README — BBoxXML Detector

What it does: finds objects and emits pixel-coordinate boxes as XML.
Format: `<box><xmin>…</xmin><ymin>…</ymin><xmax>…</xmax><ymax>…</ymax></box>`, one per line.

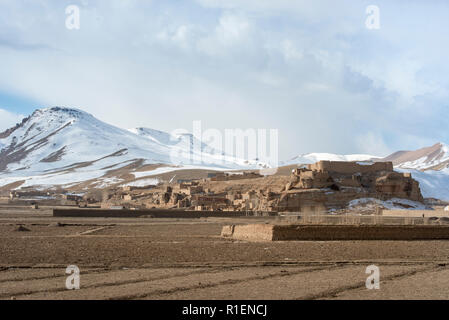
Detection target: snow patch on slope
<box><xmin>132</xmin><ymin>165</ymin><xmax>233</xmax><ymax>178</ymax></box>
<box><xmin>121</xmin><ymin>178</ymin><xmax>160</xmax><ymax>187</ymax></box>
<box><xmin>282</xmin><ymin>153</ymin><xmax>379</xmax><ymax>166</ymax></box>
<box><xmin>0</xmin><ymin>107</ymin><xmax>267</xmax><ymax>188</ymax></box>
<box><xmin>349</xmin><ymin>198</ymin><xmax>428</xmax><ymax>210</ymax></box>
<box><xmin>392</xmin><ymin>143</ymin><xmax>449</xmax><ymax>170</ymax></box>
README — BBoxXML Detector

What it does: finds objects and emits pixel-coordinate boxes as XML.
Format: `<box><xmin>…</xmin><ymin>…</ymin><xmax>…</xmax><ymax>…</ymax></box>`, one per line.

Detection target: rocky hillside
<box><xmin>383</xmin><ymin>143</ymin><xmax>449</xmax><ymax>170</ymax></box>
<box><xmin>0</xmin><ymin>107</ymin><xmax>263</xmax><ymax>189</ymax></box>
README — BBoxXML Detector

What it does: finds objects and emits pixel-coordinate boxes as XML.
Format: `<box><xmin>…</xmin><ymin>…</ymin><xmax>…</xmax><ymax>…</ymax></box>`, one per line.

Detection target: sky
<box><xmin>0</xmin><ymin>0</ymin><xmax>448</xmax><ymax>160</ymax></box>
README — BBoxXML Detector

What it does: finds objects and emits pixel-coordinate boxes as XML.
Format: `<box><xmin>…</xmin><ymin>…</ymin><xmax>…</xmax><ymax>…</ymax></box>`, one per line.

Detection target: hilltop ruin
<box><xmin>4</xmin><ymin>160</ymin><xmax>424</xmax><ymax>214</ymax></box>
<box><xmin>99</xmin><ymin>160</ymin><xmax>423</xmax><ymax>213</ymax></box>
<box><xmin>270</xmin><ymin>161</ymin><xmax>423</xmax><ymax>212</ymax></box>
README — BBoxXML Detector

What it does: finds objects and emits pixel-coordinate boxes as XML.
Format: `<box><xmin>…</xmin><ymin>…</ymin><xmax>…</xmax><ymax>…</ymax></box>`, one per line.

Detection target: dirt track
<box><xmin>1</xmin><ymin>208</ymin><xmax>449</xmax><ymax>300</ymax></box>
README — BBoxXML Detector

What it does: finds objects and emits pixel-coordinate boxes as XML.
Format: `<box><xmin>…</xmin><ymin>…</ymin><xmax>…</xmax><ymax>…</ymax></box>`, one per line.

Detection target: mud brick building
<box><xmin>272</xmin><ymin>161</ymin><xmax>423</xmax><ymax>212</ymax></box>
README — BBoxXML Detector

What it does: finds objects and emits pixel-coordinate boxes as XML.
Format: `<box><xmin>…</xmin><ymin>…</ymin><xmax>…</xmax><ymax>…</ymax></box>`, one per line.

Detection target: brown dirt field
<box><xmin>1</xmin><ymin>208</ymin><xmax>449</xmax><ymax>300</ymax></box>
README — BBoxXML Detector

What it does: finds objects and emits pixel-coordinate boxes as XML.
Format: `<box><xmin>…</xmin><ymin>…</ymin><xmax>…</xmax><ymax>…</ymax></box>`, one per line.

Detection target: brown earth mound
<box><xmin>15</xmin><ymin>225</ymin><xmax>30</xmax><ymax>232</ymax></box>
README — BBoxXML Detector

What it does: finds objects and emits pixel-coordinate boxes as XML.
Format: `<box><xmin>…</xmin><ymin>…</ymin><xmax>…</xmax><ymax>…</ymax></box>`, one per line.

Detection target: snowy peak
<box><xmin>32</xmin><ymin>106</ymin><xmax>93</xmax><ymax>120</ymax></box>
<box><xmin>0</xmin><ymin>106</ymin><xmax>167</xmax><ymax>173</ymax></box>
<box><xmin>22</xmin><ymin>107</ymin><xmax>94</xmax><ymax>132</ymax></box>
<box><xmin>383</xmin><ymin>143</ymin><xmax>449</xmax><ymax>170</ymax></box>
<box><xmin>0</xmin><ymin>107</ymin><xmax>266</xmax><ymax>189</ymax></box>
<box><xmin>0</xmin><ymin>107</ymin><xmax>95</xmax><ymax>150</ymax></box>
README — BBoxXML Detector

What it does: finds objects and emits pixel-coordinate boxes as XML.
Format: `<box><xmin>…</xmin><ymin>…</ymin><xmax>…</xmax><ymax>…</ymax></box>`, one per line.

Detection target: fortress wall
<box><xmin>222</xmin><ymin>224</ymin><xmax>449</xmax><ymax>241</ymax></box>
<box><xmin>308</xmin><ymin>161</ymin><xmax>393</xmax><ymax>174</ymax></box>
<box><xmin>382</xmin><ymin>209</ymin><xmax>449</xmax><ymax>218</ymax></box>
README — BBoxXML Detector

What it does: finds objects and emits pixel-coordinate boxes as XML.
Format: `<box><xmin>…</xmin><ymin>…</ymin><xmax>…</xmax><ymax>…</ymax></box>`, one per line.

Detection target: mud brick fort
<box><xmin>96</xmin><ymin>160</ymin><xmax>423</xmax><ymax>213</ymax></box>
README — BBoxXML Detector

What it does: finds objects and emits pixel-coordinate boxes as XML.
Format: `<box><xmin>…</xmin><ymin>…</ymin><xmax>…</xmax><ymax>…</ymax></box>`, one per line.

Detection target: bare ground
<box><xmin>1</xmin><ymin>208</ymin><xmax>449</xmax><ymax>300</ymax></box>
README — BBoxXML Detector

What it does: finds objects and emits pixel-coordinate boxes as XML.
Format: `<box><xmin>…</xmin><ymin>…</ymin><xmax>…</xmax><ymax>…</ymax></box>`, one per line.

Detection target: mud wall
<box><xmin>53</xmin><ymin>209</ymin><xmax>276</xmax><ymax>218</ymax></box>
<box><xmin>222</xmin><ymin>224</ymin><xmax>449</xmax><ymax>241</ymax></box>
<box><xmin>382</xmin><ymin>209</ymin><xmax>449</xmax><ymax>218</ymax></box>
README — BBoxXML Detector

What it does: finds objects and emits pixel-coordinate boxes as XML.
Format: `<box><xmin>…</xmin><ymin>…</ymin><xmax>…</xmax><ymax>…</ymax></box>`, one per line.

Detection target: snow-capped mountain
<box><xmin>0</xmin><ymin>107</ymin><xmax>264</xmax><ymax>189</ymax></box>
<box><xmin>1</xmin><ymin>107</ymin><xmax>449</xmax><ymax>201</ymax></box>
<box><xmin>281</xmin><ymin>153</ymin><xmax>380</xmax><ymax>166</ymax></box>
<box><xmin>382</xmin><ymin>143</ymin><xmax>449</xmax><ymax>171</ymax></box>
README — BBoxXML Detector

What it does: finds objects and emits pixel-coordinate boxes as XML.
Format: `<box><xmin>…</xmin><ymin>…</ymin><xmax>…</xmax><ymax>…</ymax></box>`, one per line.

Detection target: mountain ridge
<box><xmin>0</xmin><ymin>107</ymin><xmax>263</xmax><ymax>189</ymax></box>
<box><xmin>382</xmin><ymin>142</ymin><xmax>449</xmax><ymax>170</ymax></box>
<box><xmin>0</xmin><ymin>107</ymin><xmax>448</xmax><ymax>200</ymax></box>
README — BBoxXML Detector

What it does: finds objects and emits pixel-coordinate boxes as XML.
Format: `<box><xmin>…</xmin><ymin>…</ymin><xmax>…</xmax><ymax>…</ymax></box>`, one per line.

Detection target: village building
<box><xmin>275</xmin><ymin>161</ymin><xmax>423</xmax><ymax>212</ymax></box>
<box><xmin>191</xmin><ymin>195</ymin><xmax>229</xmax><ymax>211</ymax></box>
<box><xmin>210</xmin><ymin>172</ymin><xmax>263</xmax><ymax>182</ymax></box>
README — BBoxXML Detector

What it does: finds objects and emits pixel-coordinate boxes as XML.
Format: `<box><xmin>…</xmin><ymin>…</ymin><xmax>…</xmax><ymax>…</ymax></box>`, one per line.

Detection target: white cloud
<box><xmin>195</xmin><ymin>12</ymin><xmax>253</xmax><ymax>56</ymax></box>
<box><xmin>215</xmin><ymin>13</ymin><xmax>250</xmax><ymax>44</ymax></box>
<box><xmin>355</xmin><ymin>132</ymin><xmax>391</xmax><ymax>157</ymax></box>
<box><xmin>280</xmin><ymin>40</ymin><xmax>304</xmax><ymax>61</ymax></box>
<box><xmin>0</xmin><ymin>109</ymin><xmax>24</xmax><ymax>133</ymax></box>
<box><xmin>0</xmin><ymin>0</ymin><xmax>448</xmax><ymax>160</ymax></box>
<box><xmin>157</xmin><ymin>25</ymin><xmax>195</xmax><ymax>50</ymax></box>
